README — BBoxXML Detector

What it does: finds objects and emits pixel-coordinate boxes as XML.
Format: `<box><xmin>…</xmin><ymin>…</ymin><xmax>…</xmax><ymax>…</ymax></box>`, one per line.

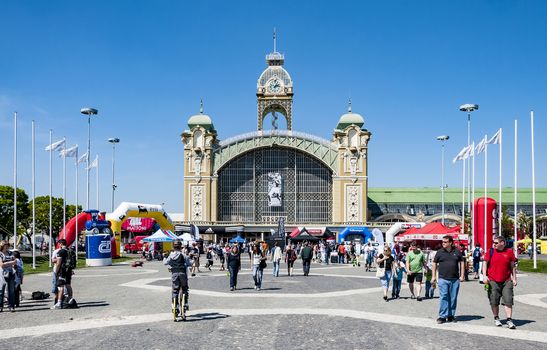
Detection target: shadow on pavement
<box><xmin>514</xmin><ymin>319</ymin><xmax>536</xmax><ymax>327</ymax></box>
<box><xmin>456</xmin><ymin>315</ymin><xmax>484</xmax><ymax>322</ymax></box>
<box><xmin>78</xmin><ymin>301</ymin><xmax>110</xmax><ymax>308</ymax></box>
<box><xmin>186</xmin><ymin>312</ymin><xmax>229</xmax><ymax>322</ymax></box>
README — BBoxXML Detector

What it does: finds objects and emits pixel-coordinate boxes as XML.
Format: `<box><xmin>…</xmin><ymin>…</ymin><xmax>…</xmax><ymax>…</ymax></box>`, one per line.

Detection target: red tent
<box><xmin>395</xmin><ymin>223</ymin><xmax>468</xmax><ymax>247</ymax></box>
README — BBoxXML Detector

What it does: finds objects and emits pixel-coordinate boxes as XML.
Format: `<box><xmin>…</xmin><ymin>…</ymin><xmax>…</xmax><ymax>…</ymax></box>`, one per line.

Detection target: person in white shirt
<box><xmin>271</xmin><ymin>242</ymin><xmax>283</xmax><ymax>277</ymax></box>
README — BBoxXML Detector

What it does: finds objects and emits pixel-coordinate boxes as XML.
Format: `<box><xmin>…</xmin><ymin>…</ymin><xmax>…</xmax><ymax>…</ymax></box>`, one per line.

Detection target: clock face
<box><xmin>268</xmin><ymin>78</ymin><xmax>282</xmax><ymax>93</ymax></box>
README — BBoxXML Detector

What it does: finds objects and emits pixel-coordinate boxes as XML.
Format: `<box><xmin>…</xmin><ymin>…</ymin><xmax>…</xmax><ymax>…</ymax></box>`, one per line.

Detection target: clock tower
<box><xmin>256</xmin><ymin>32</ymin><xmax>293</xmax><ymax>130</ymax></box>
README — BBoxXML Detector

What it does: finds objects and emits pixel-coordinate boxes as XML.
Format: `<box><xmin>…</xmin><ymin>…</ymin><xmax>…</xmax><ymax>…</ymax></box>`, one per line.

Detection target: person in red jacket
<box><xmin>482</xmin><ymin>235</ymin><xmax>518</xmax><ymax>329</ymax></box>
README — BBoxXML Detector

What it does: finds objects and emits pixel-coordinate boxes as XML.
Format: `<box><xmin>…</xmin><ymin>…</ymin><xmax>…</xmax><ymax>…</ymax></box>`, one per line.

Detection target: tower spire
<box><xmin>200</xmin><ymin>98</ymin><xmax>204</xmax><ymax>114</ymax></box>
<box><xmin>273</xmin><ymin>27</ymin><xmax>277</xmax><ymax>53</ymax></box>
<box><xmin>348</xmin><ymin>98</ymin><xmax>352</xmax><ymax>113</ymax></box>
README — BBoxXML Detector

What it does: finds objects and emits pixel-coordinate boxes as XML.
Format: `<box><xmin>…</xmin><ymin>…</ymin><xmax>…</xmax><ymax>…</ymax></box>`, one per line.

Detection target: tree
<box><xmin>500</xmin><ymin>206</ymin><xmax>514</xmax><ymax>239</ymax></box>
<box><xmin>31</xmin><ymin>196</ymin><xmax>83</xmax><ymax>238</ymax></box>
<box><xmin>0</xmin><ymin>185</ymin><xmax>30</xmax><ymax>240</ymax></box>
<box><xmin>516</xmin><ymin>210</ymin><xmax>532</xmax><ymax>238</ymax></box>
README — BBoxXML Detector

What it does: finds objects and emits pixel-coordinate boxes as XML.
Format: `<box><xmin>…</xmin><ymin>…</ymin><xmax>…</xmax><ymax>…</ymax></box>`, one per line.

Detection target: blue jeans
<box><xmin>338</xmin><ymin>254</ymin><xmax>344</xmax><ymax>264</ymax></box>
<box><xmin>273</xmin><ymin>260</ymin><xmax>280</xmax><ymax>277</ymax></box>
<box><xmin>425</xmin><ymin>280</ymin><xmax>435</xmax><ymax>298</ymax></box>
<box><xmin>252</xmin><ymin>265</ymin><xmax>263</xmax><ymax>288</ymax></box>
<box><xmin>380</xmin><ymin>269</ymin><xmax>393</xmax><ymax>290</ymax></box>
<box><xmin>0</xmin><ymin>274</ymin><xmax>16</xmax><ymax>309</ymax></box>
<box><xmin>228</xmin><ymin>266</ymin><xmax>239</xmax><ymax>288</ymax></box>
<box><xmin>438</xmin><ymin>278</ymin><xmax>460</xmax><ymax>319</ymax></box>
<box><xmin>392</xmin><ymin>278</ymin><xmax>402</xmax><ymax>298</ymax></box>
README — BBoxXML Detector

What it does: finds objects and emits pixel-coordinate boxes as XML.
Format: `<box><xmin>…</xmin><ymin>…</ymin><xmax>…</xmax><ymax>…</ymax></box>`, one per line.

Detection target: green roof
<box><xmin>368</xmin><ymin>188</ymin><xmax>547</xmax><ymax>204</ymax></box>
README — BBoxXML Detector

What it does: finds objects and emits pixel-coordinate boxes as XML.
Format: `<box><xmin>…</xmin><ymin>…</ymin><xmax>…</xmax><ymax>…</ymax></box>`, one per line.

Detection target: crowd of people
<box><xmin>1</xmin><ymin>233</ymin><xmax>520</xmax><ymax>330</ymax></box>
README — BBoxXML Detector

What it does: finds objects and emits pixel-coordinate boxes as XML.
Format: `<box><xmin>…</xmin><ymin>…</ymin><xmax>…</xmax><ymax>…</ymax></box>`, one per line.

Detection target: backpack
<box><xmin>31</xmin><ymin>291</ymin><xmax>50</xmax><ymax>300</ymax></box>
<box><xmin>61</xmin><ymin>248</ymin><xmax>77</xmax><ymax>271</ymax></box>
<box><xmin>290</xmin><ymin>249</ymin><xmax>297</xmax><ymax>262</ymax></box>
<box><xmin>473</xmin><ymin>247</ymin><xmax>481</xmax><ymax>260</ymax></box>
<box><xmin>206</xmin><ymin>251</ymin><xmax>213</xmax><ymax>260</ymax></box>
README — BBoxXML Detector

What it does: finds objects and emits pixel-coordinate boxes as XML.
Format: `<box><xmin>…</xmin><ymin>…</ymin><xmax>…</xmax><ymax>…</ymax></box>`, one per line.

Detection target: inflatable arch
<box><xmin>338</xmin><ymin>227</ymin><xmax>373</xmax><ymax>244</ymax></box>
<box><xmin>106</xmin><ymin>202</ymin><xmax>174</xmax><ymax>257</ymax></box>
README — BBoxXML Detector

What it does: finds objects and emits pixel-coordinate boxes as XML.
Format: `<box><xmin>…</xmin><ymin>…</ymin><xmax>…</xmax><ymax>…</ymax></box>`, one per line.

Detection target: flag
<box><xmin>78</xmin><ymin>152</ymin><xmax>88</xmax><ymax>164</ymax></box>
<box><xmin>87</xmin><ymin>155</ymin><xmax>98</xmax><ymax>170</ymax></box>
<box><xmin>45</xmin><ymin>139</ymin><xmax>65</xmax><ymax>151</ymax></box>
<box><xmin>191</xmin><ymin>224</ymin><xmax>200</xmax><ymax>241</ymax></box>
<box><xmin>488</xmin><ymin>128</ymin><xmax>502</xmax><ymax>145</ymax></box>
<box><xmin>452</xmin><ymin>145</ymin><xmax>471</xmax><ymax>163</ymax></box>
<box><xmin>475</xmin><ymin>136</ymin><xmax>488</xmax><ymax>154</ymax></box>
<box><xmin>60</xmin><ymin>145</ymin><xmax>78</xmax><ymax>158</ymax></box>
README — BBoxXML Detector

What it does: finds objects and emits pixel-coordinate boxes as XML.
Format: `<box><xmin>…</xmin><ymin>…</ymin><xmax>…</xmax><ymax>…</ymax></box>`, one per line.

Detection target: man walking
<box><xmin>301</xmin><ymin>241</ymin><xmax>313</xmax><ymax>276</ymax></box>
<box><xmin>431</xmin><ymin>236</ymin><xmax>465</xmax><ymax>324</ymax></box>
<box><xmin>472</xmin><ymin>243</ymin><xmax>482</xmax><ymax>279</ymax></box>
<box><xmin>271</xmin><ymin>242</ymin><xmax>282</xmax><ymax>277</ymax></box>
<box><xmin>406</xmin><ymin>241</ymin><xmax>426</xmax><ymax>301</ymax></box>
<box><xmin>483</xmin><ymin>235</ymin><xmax>518</xmax><ymax>329</ymax></box>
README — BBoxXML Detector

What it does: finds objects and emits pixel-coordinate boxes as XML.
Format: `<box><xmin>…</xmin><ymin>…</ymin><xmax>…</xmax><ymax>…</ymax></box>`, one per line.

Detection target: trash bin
<box><xmin>330</xmin><ymin>252</ymin><xmax>339</xmax><ymax>264</ymax></box>
<box><xmin>86</xmin><ymin>234</ymin><xmax>112</xmax><ymax>266</ymax></box>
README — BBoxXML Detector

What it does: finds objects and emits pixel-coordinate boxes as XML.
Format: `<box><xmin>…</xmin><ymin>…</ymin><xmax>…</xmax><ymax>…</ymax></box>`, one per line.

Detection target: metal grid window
<box><xmin>218</xmin><ymin>147</ymin><xmax>332</xmax><ymax>224</ymax></box>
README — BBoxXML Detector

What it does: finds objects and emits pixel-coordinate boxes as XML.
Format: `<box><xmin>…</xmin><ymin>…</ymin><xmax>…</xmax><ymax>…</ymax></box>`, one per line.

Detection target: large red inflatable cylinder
<box><xmin>473</xmin><ymin>197</ymin><xmax>498</xmax><ymax>250</ymax></box>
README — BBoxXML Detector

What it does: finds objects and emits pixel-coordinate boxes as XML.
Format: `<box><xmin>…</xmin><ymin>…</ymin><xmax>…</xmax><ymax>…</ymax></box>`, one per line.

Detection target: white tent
<box><xmin>178</xmin><ymin>232</ymin><xmax>195</xmax><ymax>244</ymax></box>
<box><xmin>143</xmin><ymin>229</ymin><xmax>178</xmax><ymax>242</ymax></box>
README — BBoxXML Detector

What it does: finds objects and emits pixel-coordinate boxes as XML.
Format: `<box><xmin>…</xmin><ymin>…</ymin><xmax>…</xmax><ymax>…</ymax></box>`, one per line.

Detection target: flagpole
<box><xmin>461</xmin><ymin>158</ymin><xmax>466</xmax><ymax>234</ymax></box>
<box><xmin>96</xmin><ymin>155</ymin><xmax>99</xmax><ymax>210</ymax></box>
<box><xmin>484</xmin><ymin>135</ymin><xmax>488</xmax><ymax>249</ymax></box>
<box><xmin>75</xmin><ymin>147</ymin><xmax>79</xmax><ymax>260</ymax></box>
<box><xmin>32</xmin><ymin>120</ymin><xmax>36</xmax><ymax>269</ymax></box>
<box><xmin>13</xmin><ymin>112</ymin><xmax>18</xmax><ymax>249</ymax></box>
<box><xmin>499</xmin><ymin>129</ymin><xmax>503</xmax><ymax>235</ymax></box>
<box><xmin>49</xmin><ymin>130</ymin><xmax>53</xmax><ymax>268</ymax></box>
<box><xmin>63</xmin><ymin>137</ymin><xmax>67</xmax><ymax>230</ymax></box>
<box><xmin>531</xmin><ymin>111</ymin><xmax>537</xmax><ymax>269</ymax></box>
<box><xmin>471</xmin><ymin>141</ymin><xmax>475</xmax><ymax>248</ymax></box>
<box><xmin>514</xmin><ymin>120</ymin><xmax>518</xmax><ymax>255</ymax></box>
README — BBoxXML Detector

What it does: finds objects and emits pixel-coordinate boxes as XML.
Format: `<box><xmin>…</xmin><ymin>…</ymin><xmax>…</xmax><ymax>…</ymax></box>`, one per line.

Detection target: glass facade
<box><xmin>218</xmin><ymin>147</ymin><xmax>332</xmax><ymax>224</ymax></box>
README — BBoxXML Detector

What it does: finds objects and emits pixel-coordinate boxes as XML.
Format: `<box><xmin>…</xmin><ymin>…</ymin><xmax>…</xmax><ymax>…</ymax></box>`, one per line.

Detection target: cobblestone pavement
<box><xmin>2</xmin><ymin>258</ymin><xmax>547</xmax><ymax>349</ymax></box>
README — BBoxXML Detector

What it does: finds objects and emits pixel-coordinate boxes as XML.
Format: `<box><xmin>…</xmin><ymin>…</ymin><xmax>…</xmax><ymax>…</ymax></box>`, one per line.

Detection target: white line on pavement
<box><xmin>515</xmin><ymin>294</ymin><xmax>547</xmax><ymax>309</ymax></box>
<box><xmin>1</xmin><ymin>308</ymin><xmax>545</xmax><ymax>344</ymax></box>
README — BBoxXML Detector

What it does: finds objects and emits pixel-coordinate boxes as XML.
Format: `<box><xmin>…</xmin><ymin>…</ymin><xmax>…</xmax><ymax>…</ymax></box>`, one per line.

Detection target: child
<box><xmin>12</xmin><ymin>250</ymin><xmax>24</xmax><ymax>307</ymax></box>
<box><xmin>425</xmin><ymin>267</ymin><xmax>435</xmax><ymax>299</ymax></box>
<box><xmin>205</xmin><ymin>247</ymin><xmax>214</xmax><ymax>271</ymax></box>
<box><xmin>392</xmin><ymin>261</ymin><xmax>404</xmax><ymax>299</ymax></box>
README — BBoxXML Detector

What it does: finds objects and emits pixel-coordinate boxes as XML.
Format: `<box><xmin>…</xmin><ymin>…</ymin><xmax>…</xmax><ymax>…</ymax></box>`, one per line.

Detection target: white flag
<box><xmin>45</xmin><ymin>139</ymin><xmax>65</xmax><ymax>151</ymax></box>
<box><xmin>60</xmin><ymin>145</ymin><xmax>78</xmax><ymax>158</ymax></box>
<box><xmin>475</xmin><ymin>136</ymin><xmax>488</xmax><ymax>154</ymax></box>
<box><xmin>87</xmin><ymin>155</ymin><xmax>98</xmax><ymax>170</ymax></box>
<box><xmin>488</xmin><ymin>128</ymin><xmax>502</xmax><ymax>145</ymax></box>
<box><xmin>452</xmin><ymin>145</ymin><xmax>471</xmax><ymax>164</ymax></box>
<box><xmin>78</xmin><ymin>152</ymin><xmax>88</xmax><ymax>164</ymax></box>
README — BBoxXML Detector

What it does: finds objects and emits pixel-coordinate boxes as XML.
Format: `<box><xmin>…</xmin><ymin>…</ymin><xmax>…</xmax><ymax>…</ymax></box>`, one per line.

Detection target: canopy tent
<box><xmin>289</xmin><ymin>227</ymin><xmax>332</xmax><ymax>239</ymax></box>
<box><xmin>178</xmin><ymin>232</ymin><xmax>195</xmax><ymax>244</ymax></box>
<box><xmin>229</xmin><ymin>235</ymin><xmax>247</xmax><ymax>243</ymax></box>
<box><xmin>290</xmin><ymin>230</ymin><xmax>321</xmax><ymax>242</ymax></box>
<box><xmin>121</xmin><ymin>217</ymin><xmax>157</xmax><ymax>233</ymax></box>
<box><xmin>338</xmin><ymin>227</ymin><xmax>373</xmax><ymax>244</ymax></box>
<box><xmin>143</xmin><ymin>229</ymin><xmax>179</xmax><ymax>242</ymax></box>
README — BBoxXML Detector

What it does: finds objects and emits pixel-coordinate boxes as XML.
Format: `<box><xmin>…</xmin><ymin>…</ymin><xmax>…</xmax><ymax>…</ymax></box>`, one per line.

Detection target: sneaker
<box><xmin>191</xmin><ymin>273</ymin><xmax>196</xmax><ymax>277</ymax></box>
<box><xmin>436</xmin><ymin>317</ymin><xmax>446</xmax><ymax>324</ymax></box>
<box><xmin>51</xmin><ymin>303</ymin><xmax>62</xmax><ymax>310</ymax></box>
<box><xmin>230</xmin><ymin>287</ymin><xmax>234</xmax><ymax>291</ymax></box>
<box><xmin>506</xmin><ymin>319</ymin><xmax>516</xmax><ymax>329</ymax></box>
<box><xmin>494</xmin><ymin>318</ymin><xmax>502</xmax><ymax>327</ymax></box>
<box><xmin>410</xmin><ymin>294</ymin><xmax>416</xmax><ymax>299</ymax></box>
<box><xmin>417</xmin><ymin>297</ymin><xmax>423</xmax><ymax>302</ymax></box>
<box><xmin>257</xmin><ymin>287</ymin><xmax>261</xmax><ymax>291</ymax></box>
<box><xmin>447</xmin><ymin>316</ymin><xmax>457</xmax><ymax>323</ymax></box>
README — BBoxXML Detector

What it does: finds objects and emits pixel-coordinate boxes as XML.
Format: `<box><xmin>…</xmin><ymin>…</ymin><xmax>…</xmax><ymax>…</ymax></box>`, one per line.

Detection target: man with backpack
<box><xmin>52</xmin><ymin>239</ymin><xmax>76</xmax><ymax>309</ymax></box>
<box><xmin>482</xmin><ymin>235</ymin><xmax>518</xmax><ymax>329</ymax></box>
<box><xmin>163</xmin><ymin>240</ymin><xmax>191</xmax><ymax>319</ymax></box>
<box><xmin>472</xmin><ymin>243</ymin><xmax>482</xmax><ymax>279</ymax></box>
<box><xmin>300</xmin><ymin>241</ymin><xmax>313</xmax><ymax>276</ymax></box>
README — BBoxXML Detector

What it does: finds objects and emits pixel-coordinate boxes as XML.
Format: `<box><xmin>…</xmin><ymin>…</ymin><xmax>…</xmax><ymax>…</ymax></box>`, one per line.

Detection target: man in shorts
<box><xmin>52</xmin><ymin>239</ymin><xmax>73</xmax><ymax>309</ymax></box>
<box><xmin>406</xmin><ymin>241</ymin><xmax>426</xmax><ymax>301</ymax></box>
<box><xmin>483</xmin><ymin>235</ymin><xmax>518</xmax><ymax>329</ymax></box>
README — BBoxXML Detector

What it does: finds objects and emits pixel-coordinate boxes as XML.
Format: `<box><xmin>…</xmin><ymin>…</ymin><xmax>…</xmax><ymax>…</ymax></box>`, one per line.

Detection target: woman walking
<box><xmin>377</xmin><ymin>246</ymin><xmax>395</xmax><ymax>302</ymax></box>
<box><xmin>227</xmin><ymin>245</ymin><xmax>241</xmax><ymax>291</ymax></box>
<box><xmin>285</xmin><ymin>244</ymin><xmax>297</xmax><ymax>276</ymax></box>
<box><xmin>0</xmin><ymin>241</ymin><xmax>17</xmax><ymax>312</ymax></box>
<box><xmin>251</xmin><ymin>245</ymin><xmax>266</xmax><ymax>290</ymax></box>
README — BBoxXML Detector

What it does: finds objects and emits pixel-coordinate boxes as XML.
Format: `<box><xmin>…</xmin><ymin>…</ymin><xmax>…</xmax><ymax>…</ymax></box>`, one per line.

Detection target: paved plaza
<box><xmin>2</xmin><ymin>259</ymin><xmax>547</xmax><ymax>349</ymax></box>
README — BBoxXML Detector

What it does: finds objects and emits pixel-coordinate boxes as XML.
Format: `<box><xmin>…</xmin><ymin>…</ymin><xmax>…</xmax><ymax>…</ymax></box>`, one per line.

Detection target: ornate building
<box><xmin>180</xmin><ymin>44</ymin><xmax>372</xmax><ymax>240</ymax></box>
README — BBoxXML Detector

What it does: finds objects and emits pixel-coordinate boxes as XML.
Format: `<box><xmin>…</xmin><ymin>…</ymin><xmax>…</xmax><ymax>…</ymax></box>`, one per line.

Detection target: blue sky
<box><xmin>1</xmin><ymin>0</ymin><xmax>545</xmax><ymax>214</ymax></box>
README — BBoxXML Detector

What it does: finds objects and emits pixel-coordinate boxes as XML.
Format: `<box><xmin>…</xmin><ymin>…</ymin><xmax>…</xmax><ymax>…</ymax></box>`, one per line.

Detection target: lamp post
<box><xmin>108</xmin><ymin>137</ymin><xmax>120</xmax><ymax>212</ymax></box>
<box><xmin>80</xmin><ymin>108</ymin><xmax>98</xmax><ymax>210</ymax></box>
<box><xmin>458</xmin><ymin>104</ymin><xmax>479</xmax><ymax>216</ymax></box>
<box><xmin>436</xmin><ymin>135</ymin><xmax>450</xmax><ymax>225</ymax></box>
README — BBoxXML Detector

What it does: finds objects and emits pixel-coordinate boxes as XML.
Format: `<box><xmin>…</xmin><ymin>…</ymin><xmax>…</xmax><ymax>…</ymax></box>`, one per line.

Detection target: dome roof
<box><xmin>187</xmin><ymin>101</ymin><xmax>215</xmax><ymax>131</ymax></box>
<box><xmin>336</xmin><ymin>101</ymin><xmax>364</xmax><ymax>129</ymax></box>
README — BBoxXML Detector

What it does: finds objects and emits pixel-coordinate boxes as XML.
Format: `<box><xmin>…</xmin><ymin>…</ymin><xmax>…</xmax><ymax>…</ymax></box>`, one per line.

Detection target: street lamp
<box><xmin>80</xmin><ymin>107</ymin><xmax>98</xmax><ymax>210</ymax></box>
<box><xmin>108</xmin><ymin>137</ymin><xmax>120</xmax><ymax>212</ymax></box>
<box><xmin>458</xmin><ymin>103</ymin><xmax>478</xmax><ymax>215</ymax></box>
<box><xmin>436</xmin><ymin>135</ymin><xmax>450</xmax><ymax>225</ymax></box>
